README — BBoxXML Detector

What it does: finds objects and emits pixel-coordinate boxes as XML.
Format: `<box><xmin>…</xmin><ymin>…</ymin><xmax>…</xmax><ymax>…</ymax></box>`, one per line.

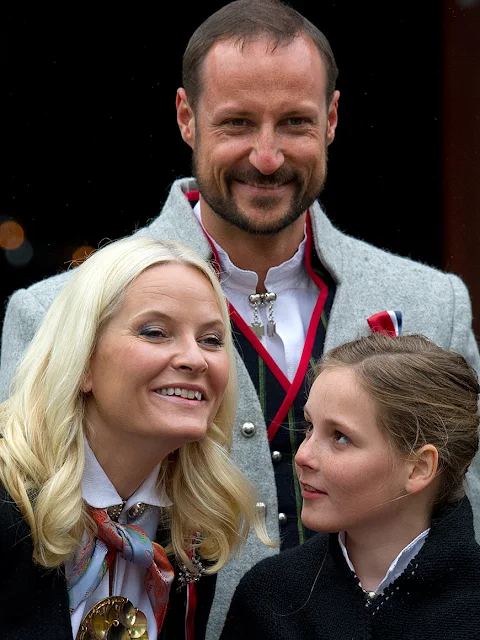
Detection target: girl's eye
<box><xmin>302</xmin><ymin>419</ymin><xmax>313</xmax><ymax>436</ymax></box>
<box><xmin>334</xmin><ymin>430</ymin><xmax>350</xmax><ymax>445</ymax></box>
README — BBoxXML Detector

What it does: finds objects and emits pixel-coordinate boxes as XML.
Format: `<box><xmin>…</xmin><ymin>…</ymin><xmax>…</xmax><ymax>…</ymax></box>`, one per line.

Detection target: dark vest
<box><xmin>228</xmin><ymin>220</ymin><xmax>335</xmax><ymax>549</ymax></box>
<box><xmin>184</xmin><ymin>191</ymin><xmax>336</xmax><ymax>550</ymax></box>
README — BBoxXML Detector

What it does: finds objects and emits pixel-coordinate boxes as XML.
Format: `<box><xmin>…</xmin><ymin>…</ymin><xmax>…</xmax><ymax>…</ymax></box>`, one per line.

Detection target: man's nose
<box><xmin>248</xmin><ymin>128</ymin><xmax>285</xmax><ymax>175</ymax></box>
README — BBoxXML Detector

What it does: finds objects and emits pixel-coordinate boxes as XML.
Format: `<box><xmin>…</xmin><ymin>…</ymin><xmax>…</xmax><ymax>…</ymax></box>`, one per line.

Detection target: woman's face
<box><xmin>82</xmin><ymin>263</ymin><xmax>230</xmax><ymax>458</ymax></box>
<box><xmin>295</xmin><ymin>367</ymin><xmax>409</xmax><ymax>535</ymax></box>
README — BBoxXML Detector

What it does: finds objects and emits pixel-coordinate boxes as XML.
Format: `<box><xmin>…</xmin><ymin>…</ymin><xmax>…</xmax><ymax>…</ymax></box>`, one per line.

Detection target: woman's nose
<box><xmin>172</xmin><ymin>339</ymin><xmax>208</xmax><ymax>372</ymax></box>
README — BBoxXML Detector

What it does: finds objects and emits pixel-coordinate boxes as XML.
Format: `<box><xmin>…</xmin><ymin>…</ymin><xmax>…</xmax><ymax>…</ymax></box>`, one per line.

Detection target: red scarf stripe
<box><xmin>185</xmin><ymin>582</ymin><xmax>197</xmax><ymax>640</ymax></box>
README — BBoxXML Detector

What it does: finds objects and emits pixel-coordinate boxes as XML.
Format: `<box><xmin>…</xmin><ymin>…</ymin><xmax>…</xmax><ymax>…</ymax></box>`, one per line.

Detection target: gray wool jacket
<box><xmin>2</xmin><ymin>177</ymin><xmax>480</xmax><ymax>640</ymax></box>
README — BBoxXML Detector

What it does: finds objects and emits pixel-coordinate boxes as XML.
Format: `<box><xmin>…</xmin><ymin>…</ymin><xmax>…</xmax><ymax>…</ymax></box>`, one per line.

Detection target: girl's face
<box><xmin>295</xmin><ymin>367</ymin><xmax>410</xmax><ymax>535</ymax></box>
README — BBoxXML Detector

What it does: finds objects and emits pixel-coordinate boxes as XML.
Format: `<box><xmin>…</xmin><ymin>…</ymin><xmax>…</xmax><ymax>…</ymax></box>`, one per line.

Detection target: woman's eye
<box><xmin>334</xmin><ymin>431</ymin><xmax>350</xmax><ymax>445</ymax></box>
<box><xmin>201</xmin><ymin>334</ymin><xmax>225</xmax><ymax>347</ymax></box>
<box><xmin>139</xmin><ymin>327</ymin><xmax>167</xmax><ymax>339</ymax></box>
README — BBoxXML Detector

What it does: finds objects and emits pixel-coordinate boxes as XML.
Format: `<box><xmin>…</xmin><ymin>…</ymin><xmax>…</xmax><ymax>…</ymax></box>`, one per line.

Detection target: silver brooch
<box><xmin>248</xmin><ymin>291</ymin><xmax>277</xmax><ymax>339</ymax></box>
<box><xmin>177</xmin><ymin>553</ymin><xmax>206</xmax><ymax>590</ymax></box>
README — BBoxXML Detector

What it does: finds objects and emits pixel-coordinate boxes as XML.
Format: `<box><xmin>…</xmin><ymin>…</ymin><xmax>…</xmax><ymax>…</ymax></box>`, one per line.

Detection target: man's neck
<box><xmin>200</xmin><ymin>204</ymin><xmax>307</xmax><ymax>292</ymax></box>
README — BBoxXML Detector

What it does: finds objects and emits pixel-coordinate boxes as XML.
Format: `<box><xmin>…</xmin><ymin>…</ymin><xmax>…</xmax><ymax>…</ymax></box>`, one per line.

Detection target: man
<box><xmin>1</xmin><ymin>1</ymin><xmax>480</xmax><ymax>638</ymax></box>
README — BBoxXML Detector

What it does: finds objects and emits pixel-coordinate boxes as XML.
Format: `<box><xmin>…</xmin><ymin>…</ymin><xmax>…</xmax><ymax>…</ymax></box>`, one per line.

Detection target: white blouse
<box><xmin>66</xmin><ymin>441</ymin><xmax>172</xmax><ymax>639</ymax></box>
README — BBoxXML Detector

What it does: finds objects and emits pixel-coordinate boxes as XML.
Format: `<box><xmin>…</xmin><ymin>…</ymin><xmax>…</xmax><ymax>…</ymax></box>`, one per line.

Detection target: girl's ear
<box><xmin>404</xmin><ymin>444</ymin><xmax>438</xmax><ymax>495</ymax></box>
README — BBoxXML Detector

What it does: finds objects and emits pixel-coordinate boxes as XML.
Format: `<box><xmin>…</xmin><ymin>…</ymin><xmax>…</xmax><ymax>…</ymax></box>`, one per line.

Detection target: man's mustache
<box><xmin>225</xmin><ymin>167</ymin><xmax>301</xmax><ymax>186</ymax></box>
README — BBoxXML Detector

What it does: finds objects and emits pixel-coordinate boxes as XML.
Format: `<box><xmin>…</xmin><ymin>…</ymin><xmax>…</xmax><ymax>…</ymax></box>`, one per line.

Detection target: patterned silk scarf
<box><xmin>68</xmin><ymin>506</ymin><xmax>175</xmax><ymax>634</ymax></box>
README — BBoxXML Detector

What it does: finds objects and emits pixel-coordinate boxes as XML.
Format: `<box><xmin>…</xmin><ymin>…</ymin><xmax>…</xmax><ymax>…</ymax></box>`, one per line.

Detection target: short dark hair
<box><xmin>316</xmin><ymin>333</ymin><xmax>480</xmax><ymax>505</ymax></box>
<box><xmin>182</xmin><ymin>0</ymin><xmax>339</xmax><ymax>110</ymax></box>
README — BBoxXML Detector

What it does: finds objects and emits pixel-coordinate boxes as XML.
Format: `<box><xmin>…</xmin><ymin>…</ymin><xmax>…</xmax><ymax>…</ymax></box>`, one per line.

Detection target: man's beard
<box><xmin>192</xmin><ymin>154</ymin><xmax>327</xmax><ymax>236</ymax></box>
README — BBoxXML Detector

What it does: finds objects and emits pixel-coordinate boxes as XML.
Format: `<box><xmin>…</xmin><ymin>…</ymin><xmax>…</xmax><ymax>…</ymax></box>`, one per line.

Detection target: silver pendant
<box><xmin>266</xmin><ymin>321</ymin><xmax>276</xmax><ymax>337</ymax></box>
<box><xmin>266</xmin><ymin>292</ymin><xmax>277</xmax><ymax>337</ymax></box>
<box><xmin>251</xmin><ymin>320</ymin><xmax>265</xmax><ymax>338</ymax></box>
<box><xmin>248</xmin><ymin>293</ymin><xmax>264</xmax><ymax>339</ymax></box>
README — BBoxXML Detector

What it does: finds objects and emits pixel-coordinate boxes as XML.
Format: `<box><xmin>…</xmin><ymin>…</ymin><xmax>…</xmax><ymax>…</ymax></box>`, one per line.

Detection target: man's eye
<box><xmin>227</xmin><ymin>119</ymin><xmax>249</xmax><ymax>127</ymax></box>
<box><xmin>287</xmin><ymin>117</ymin><xmax>307</xmax><ymax>125</ymax></box>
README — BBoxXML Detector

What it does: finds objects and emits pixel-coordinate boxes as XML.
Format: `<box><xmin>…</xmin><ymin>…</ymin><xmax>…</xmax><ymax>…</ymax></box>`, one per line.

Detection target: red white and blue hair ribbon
<box><xmin>367</xmin><ymin>310</ymin><xmax>402</xmax><ymax>337</ymax></box>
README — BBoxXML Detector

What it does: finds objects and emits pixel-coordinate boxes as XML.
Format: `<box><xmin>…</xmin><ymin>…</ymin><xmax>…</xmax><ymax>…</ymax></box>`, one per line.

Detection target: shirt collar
<box><xmin>338</xmin><ymin>528</ymin><xmax>430</xmax><ymax>594</ymax></box>
<box><xmin>192</xmin><ymin>201</ymin><xmax>309</xmax><ymax>293</ymax></box>
<box><xmin>82</xmin><ymin>439</ymin><xmax>172</xmax><ymax>510</ymax></box>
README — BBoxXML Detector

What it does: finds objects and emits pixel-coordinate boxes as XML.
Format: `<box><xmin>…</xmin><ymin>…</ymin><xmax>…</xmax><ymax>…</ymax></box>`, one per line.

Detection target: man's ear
<box><xmin>404</xmin><ymin>444</ymin><xmax>439</xmax><ymax>495</ymax></box>
<box><xmin>176</xmin><ymin>88</ymin><xmax>195</xmax><ymax>149</ymax></box>
<box><xmin>326</xmin><ymin>89</ymin><xmax>340</xmax><ymax>145</ymax></box>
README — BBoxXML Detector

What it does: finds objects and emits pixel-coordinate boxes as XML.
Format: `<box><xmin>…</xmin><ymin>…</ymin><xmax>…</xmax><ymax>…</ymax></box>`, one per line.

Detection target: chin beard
<box><xmin>193</xmin><ymin>162</ymin><xmax>326</xmax><ymax>236</ymax></box>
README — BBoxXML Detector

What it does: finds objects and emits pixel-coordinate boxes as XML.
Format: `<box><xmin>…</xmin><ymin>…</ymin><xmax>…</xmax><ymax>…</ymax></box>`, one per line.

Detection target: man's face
<box><xmin>177</xmin><ymin>35</ymin><xmax>339</xmax><ymax>237</ymax></box>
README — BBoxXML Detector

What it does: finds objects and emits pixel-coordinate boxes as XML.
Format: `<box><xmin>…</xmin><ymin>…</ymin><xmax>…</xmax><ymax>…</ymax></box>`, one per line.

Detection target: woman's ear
<box><xmin>404</xmin><ymin>444</ymin><xmax>438</xmax><ymax>495</ymax></box>
<box><xmin>80</xmin><ymin>369</ymin><xmax>92</xmax><ymax>393</ymax></box>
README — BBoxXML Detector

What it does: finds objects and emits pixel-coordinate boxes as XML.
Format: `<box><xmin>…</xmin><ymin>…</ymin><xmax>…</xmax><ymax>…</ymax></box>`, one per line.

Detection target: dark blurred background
<box><xmin>1</xmin><ymin>1</ymin><xmax>479</xmax><ymax>336</ymax></box>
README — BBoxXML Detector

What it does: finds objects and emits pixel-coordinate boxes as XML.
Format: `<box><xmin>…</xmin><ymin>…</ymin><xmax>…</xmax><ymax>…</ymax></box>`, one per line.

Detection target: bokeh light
<box><xmin>0</xmin><ymin>220</ymin><xmax>24</xmax><ymax>250</ymax></box>
<box><xmin>71</xmin><ymin>245</ymin><xmax>95</xmax><ymax>265</ymax></box>
<box><xmin>6</xmin><ymin>238</ymin><xmax>33</xmax><ymax>267</ymax></box>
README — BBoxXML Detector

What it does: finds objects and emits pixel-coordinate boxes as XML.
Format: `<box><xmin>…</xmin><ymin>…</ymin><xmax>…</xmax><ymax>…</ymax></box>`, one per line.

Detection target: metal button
<box><xmin>241</xmin><ymin>422</ymin><xmax>256</xmax><ymax>437</ymax></box>
<box><xmin>107</xmin><ymin>503</ymin><xmax>124</xmax><ymax>522</ymax></box>
<box><xmin>271</xmin><ymin>450</ymin><xmax>282</xmax><ymax>463</ymax></box>
<box><xmin>255</xmin><ymin>501</ymin><xmax>266</xmax><ymax>516</ymax></box>
<box><xmin>278</xmin><ymin>512</ymin><xmax>287</xmax><ymax>525</ymax></box>
<box><xmin>127</xmin><ymin>502</ymin><xmax>147</xmax><ymax>519</ymax></box>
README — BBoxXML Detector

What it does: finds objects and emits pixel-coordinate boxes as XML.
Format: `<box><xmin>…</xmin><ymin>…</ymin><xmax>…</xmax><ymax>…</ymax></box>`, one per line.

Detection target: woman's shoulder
<box><xmin>0</xmin><ymin>482</ymin><xmax>31</xmax><ymax>546</ymax></box>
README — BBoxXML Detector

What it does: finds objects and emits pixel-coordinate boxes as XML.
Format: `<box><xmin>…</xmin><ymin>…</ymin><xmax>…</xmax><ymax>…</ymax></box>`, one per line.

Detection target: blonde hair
<box><xmin>0</xmin><ymin>234</ymin><xmax>269</xmax><ymax>572</ymax></box>
<box><xmin>315</xmin><ymin>333</ymin><xmax>480</xmax><ymax>505</ymax></box>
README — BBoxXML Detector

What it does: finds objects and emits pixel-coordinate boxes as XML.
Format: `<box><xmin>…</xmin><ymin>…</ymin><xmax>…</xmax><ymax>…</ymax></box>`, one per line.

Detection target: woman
<box><xmin>0</xmin><ymin>235</ymin><xmax>271</xmax><ymax>639</ymax></box>
<box><xmin>221</xmin><ymin>332</ymin><xmax>480</xmax><ymax>639</ymax></box>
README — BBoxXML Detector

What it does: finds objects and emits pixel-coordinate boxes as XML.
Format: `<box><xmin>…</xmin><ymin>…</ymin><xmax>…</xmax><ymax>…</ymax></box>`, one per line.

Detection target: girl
<box><xmin>221</xmin><ymin>332</ymin><xmax>480</xmax><ymax>639</ymax></box>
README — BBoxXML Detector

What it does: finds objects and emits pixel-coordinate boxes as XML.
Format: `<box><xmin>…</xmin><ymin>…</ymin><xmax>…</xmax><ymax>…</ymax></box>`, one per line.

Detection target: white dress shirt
<box><xmin>66</xmin><ymin>441</ymin><xmax>172</xmax><ymax>640</ymax></box>
<box><xmin>193</xmin><ymin>203</ymin><xmax>319</xmax><ymax>381</ymax></box>
<box><xmin>338</xmin><ymin>528</ymin><xmax>430</xmax><ymax>595</ymax></box>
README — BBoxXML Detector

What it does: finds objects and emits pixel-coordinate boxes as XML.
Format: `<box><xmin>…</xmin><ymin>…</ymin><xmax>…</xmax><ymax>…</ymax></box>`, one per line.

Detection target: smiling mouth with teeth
<box><xmin>156</xmin><ymin>387</ymin><xmax>202</xmax><ymax>401</ymax></box>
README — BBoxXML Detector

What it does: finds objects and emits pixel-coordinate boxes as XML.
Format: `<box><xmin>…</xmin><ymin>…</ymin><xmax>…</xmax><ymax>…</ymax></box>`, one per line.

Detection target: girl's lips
<box><xmin>300</xmin><ymin>483</ymin><xmax>327</xmax><ymax>498</ymax></box>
